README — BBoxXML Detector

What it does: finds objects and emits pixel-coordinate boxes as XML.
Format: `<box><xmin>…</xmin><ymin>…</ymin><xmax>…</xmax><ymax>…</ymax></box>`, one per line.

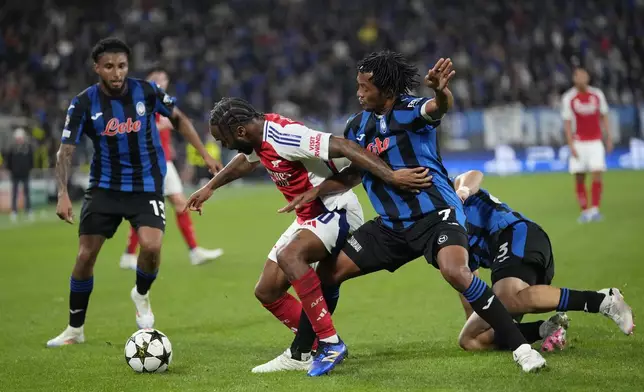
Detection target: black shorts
<box><xmin>489</xmin><ymin>221</ymin><xmax>555</xmax><ymax>286</ymax></box>
<box><xmin>342</xmin><ymin>208</ymin><xmax>469</xmax><ymax>274</ymax></box>
<box><xmin>79</xmin><ymin>188</ymin><xmax>166</xmax><ymax>239</ymax></box>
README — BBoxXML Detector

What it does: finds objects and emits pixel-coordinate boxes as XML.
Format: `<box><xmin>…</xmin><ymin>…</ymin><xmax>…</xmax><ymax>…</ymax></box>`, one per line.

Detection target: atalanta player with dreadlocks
<box><xmin>267</xmin><ymin>51</ymin><xmax>547</xmax><ymax>374</ymax></box>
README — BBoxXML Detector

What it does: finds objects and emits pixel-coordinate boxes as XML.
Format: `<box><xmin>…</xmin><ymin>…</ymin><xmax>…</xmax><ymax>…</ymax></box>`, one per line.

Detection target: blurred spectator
<box><xmin>0</xmin><ymin>0</ymin><xmax>642</xmax><ymax>146</ymax></box>
<box><xmin>3</xmin><ymin>127</ymin><xmax>34</xmax><ymax>221</ymax></box>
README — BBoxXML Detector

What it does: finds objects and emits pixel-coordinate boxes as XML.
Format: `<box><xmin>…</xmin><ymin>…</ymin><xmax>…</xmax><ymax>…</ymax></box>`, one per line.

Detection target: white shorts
<box><xmin>164</xmin><ymin>161</ymin><xmax>184</xmax><ymax>196</ymax></box>
<box><xmin>268</xmin><ymin>198</ymin><xmax>364</xmax><ymax>266</ymax></box>
<box><xmin>569</xmin><ymin>140</ymin><xmax>606</xmax><ymax>174</ymax></box>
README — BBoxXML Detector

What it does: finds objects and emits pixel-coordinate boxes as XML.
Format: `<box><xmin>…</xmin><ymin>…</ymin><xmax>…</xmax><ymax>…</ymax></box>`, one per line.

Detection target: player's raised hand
<box><xmin>278</xmin><ymin>187</ymin><xmax>320</xmax><ymax>214</ymax></box>
<box><xmin>425</xmin><ymin>58</ymin><xmax>455</xmax><ymax>91</ymax></box>
<box><xmin>391</xmin><ymin>167</ymin><xmax>433</xmax><ymax>192</ymax></box>
<box><xmin>56</xmin><ymin>193</ymin><xmax>74</xmax><ymax>224</ymax></box>
<box><xmin>184</xmin><ymin>186</ymin><xmax>214</xmax><ymax>215</ymax></box>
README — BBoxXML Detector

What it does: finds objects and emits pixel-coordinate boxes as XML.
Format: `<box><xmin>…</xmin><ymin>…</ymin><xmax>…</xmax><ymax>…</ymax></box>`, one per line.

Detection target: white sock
<box><xmin>320</xmin><ymin>334</ymin><xmax>339</xmax><ymax>344</ymax></box>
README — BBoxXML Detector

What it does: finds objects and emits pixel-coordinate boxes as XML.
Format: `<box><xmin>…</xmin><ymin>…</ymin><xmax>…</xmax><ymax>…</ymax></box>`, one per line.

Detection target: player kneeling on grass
<box><xmin>452</xmin><ymin>170</ymin><xmax>634</xmax><ymax>352</ymax></box>
<box><xmin>185</xmin><ymin>98</ymin><xmax>430</xmax><ymax>377</ymax></box>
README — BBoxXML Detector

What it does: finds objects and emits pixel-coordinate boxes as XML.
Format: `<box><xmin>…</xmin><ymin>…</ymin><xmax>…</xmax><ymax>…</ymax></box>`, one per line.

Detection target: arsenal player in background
<box><xmin>561</xmin><ymin>67</ymin><xmax>613</xmax><ymax>223</ymax></box>
<box><xmin>119</xmin><ymin>67</ymin><xmax>224</xmax><ymax>269</ymax></box>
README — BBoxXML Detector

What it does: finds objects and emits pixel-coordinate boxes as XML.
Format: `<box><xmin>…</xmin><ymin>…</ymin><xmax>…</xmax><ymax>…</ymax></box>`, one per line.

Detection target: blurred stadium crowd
<box><xmin>0</xmin><ymin>0</ymin><xmax>642</xmax><ymax>171</ymax></box>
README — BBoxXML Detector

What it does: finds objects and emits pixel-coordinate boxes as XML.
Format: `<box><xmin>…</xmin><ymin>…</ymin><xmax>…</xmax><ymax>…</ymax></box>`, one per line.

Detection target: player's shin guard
<box><xmin>126</xmin><ymin>227</ymin><xmax>139</xmax><ymax>254</ymax></box>
<box><xmin>263</xmin><ymin>293</ymin><xmax>302</xmax><ymax>333</ymax></box>
<box><xmin>576</xmin><ymin>181</ymin><xmax>588</xmax><ymax>210</ymax></box>
<box><xmin>69</xmin><ymin>276</ymin><xmax>93</xmax><ymax>327</ymax></box>
<box><xmin>290</xmin><ymin>284</ymin><xmax>341</xmax><ymax>355</ymax></box>
<box><xmin>494</xmin><ymin>321</ymin><xmax>544</xmax><ymax>350</ymax></box>
<box><xmin>290</xmin><ymin>268</ymin><xmax>337</xmax><ymax>341</ymax></box>
<box><xmin>591</xmin><ymin>180</ymin><xmax>602</xmax><ymax>208</ymax></box>
<box><xmin>176</xmin><ymin>211</ymin><xmax>198</xmax><ymax>250</ymax></box>
<box><xmin>463</xmin><ymin>276</ymin><xmax>527</xmax><ymax>351</ymax></box>
<box><xmin>557</xmin><ymin>288</ymin><xmax>604</xmax><ymax>313</ymax></box>
<box><xmin>135</xmin><ymin>267</ymin><xmax>158</xmax><ymax>295</ymax></box>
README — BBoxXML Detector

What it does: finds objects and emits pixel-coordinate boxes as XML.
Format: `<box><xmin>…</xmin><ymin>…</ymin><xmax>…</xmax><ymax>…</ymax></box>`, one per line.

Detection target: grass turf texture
<box><xmin>1</xmin><ymin>171</ymin><xmax>642</xmax><ymax>392</ymax></box>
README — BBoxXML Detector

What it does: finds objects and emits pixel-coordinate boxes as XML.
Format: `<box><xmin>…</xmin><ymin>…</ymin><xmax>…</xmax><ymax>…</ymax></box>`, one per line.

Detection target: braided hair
<box><xmin>357</xmin><ymin>51</ymin><xmax>419</xmax><ymax>98</ymax></box>
<box><xmin>209</xmin><ymin>97</ymin><xmax>264</xmax><ymax>135</ymax></box>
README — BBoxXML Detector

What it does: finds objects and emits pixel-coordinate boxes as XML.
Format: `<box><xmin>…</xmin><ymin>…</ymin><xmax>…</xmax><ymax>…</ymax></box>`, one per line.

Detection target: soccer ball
<box><xmin>124</xmin><ymin>328</ymin><xmax>173</xmax><ymax>373</ymax></box>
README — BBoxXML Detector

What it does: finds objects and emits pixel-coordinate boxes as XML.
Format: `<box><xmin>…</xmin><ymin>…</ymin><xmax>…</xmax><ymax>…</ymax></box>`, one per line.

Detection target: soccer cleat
<box><xmin>539</xmin><ymin>312</ymin><xmax>570</xmax><ymax>339</ymax></box>
<box><xmin>190</xmin><ymin>247</ymin><xmax>224</xmax><ymax>266</ymax></box>
<box><xmin>46</xmin><ymin>325</ymin><xmax>85</xmax><ymax>347</ymax></box>
<box><xmin>307</xmin><ymin>339</ymin><xmax>348</xmax><ymax>377</ymax></box>
<box><xmin>513</xmin><ymin>343</ymin><xmax>547</xmax><ymax>373</ymax></box>
<box><xmin>541</xmin><ymin>326</ymin><xmax>567</xmax><ymax>352</ymax></box>
<box><xmin>119</xmin><ymin>253</ymin><xmax>137</xmax><ymax>270</ymax></box>
<box><xmin>130</xmin><ymin>287</ymin><xmax>155</xmax><ymax>329</ymax></box>
<box><xmin>577</xmin><ymin>212</ymin><xmax>591</xmax><ymax>224</ymax></box>
<box><xmin>251</xmin><ymin>349</ymin><xmax>312</xmax><ymax>373</ymax></box>
<box><xmin>598</xmin><ymin>288</ymin><xmax>634</xmax><ymax>335</ymax></box>
<box><xmin>590</xmin><ymin>212</ymin><xmax>603</xmax><ymax>222</ymax></box>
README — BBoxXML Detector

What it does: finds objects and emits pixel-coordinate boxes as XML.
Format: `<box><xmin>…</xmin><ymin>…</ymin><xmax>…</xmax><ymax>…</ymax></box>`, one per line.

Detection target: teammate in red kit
<box><xmin>119</xmin><ymin>67</ymin><xmax>224</xmax><ymax>269</ymax></box>
<box><xmin>561</xmin><ymin>67</ymin><xmax>613</xmax><ymax>223</ymax></box>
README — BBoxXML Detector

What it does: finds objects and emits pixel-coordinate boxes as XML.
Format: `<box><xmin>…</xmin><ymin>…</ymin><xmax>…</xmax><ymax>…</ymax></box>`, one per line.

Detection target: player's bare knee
<box><xmin>168</xmin><ymin>194</ymin><xmax>187</xmax><ymax>212</ymax></box>
<box><xmin>139</xmin><ymin>236</ymin><xmax>163</xmax><ymax>255</ymax></box>
<box><xmin>440</xmin><ymin>263</ymin><xmax>472</xmax><ymax>292</ymax></box>
<box><xmin>76</xmin><ymin>245</ymin><xmax>99</xmax><ymax>265</ymax></box>
<box><xmin>276</xmin><ymin>246</ymin><xmax>302</xmax><ymax>271</ymax></box>
<box><xmin>254</xmin><ymin>282</ymin><xmax>283</xmax><ymax>305</ymax></box>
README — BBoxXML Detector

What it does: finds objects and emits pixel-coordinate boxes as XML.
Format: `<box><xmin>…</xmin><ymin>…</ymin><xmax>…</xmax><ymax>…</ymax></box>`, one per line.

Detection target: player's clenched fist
<box><xmin>56</xmin><ymin>193</ymin><xmax>74</xmax><ymax>224</ymax></box>
<box><xmin>184</xmin><ymin>186</ymin><xmax>214</xmax><ymax>215</ymax></box>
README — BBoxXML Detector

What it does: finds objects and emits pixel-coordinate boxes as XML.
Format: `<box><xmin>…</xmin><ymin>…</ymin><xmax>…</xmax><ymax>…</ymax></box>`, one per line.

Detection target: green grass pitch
<box><xmin>1</xmin><ymin>171</ymin><xmax>642</xmax><ymax>391</ymax></box>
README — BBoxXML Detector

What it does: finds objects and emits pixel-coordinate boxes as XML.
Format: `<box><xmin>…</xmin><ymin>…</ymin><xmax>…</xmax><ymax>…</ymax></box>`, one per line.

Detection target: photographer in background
<box><xmin>4</xmin><ymin>128</ymin><xmax>34</xmax><ymax>222</ymax></box>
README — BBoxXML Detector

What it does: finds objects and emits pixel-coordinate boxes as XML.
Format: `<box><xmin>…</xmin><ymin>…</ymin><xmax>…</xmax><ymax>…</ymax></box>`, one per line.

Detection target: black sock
<box><xmin>69</xmin><ymin>276</ymin><xmax>93</xmax><ymax>328</ymax></box>
<box><xmin>557</xmin><ymin>288</ymin><xmax>605</xmax><ymax>313</ymax></box>
<box><xmin>136</xmin><ymin>267</ymin><xmax>158</xmax><ymax>295</ymax></box>
<box><xmin>463</xmin><ymin>276</ymin><xmax>527</xmax><ymax>351</ymax></box>
<box><xmin>290</xmin><ymin>284</ymin><xmax>341</xmax><ymax>357</ymax></box>
<box><xmin>493</xmin><ymin>321</ymin><xmax>544</xmax><ymax>350</ymax></box>
<box><xmin>518</xmin><ymin>321</ymin><xmax>545</xmax><ymax>343</ymax></box>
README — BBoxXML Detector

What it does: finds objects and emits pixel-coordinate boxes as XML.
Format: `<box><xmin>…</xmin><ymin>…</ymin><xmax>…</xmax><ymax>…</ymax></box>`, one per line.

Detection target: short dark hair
<box><xmin>91</xmin><ymin>38</ymin><xmax>131</xmax><ymax>63</ymax></box>
<box><xmin>146</xmin><ymin>65</ymin><xmax>168</xmax><ymax>77</ymax></box>
<box><xmin>357</xmin><ymin>51</ymin><xmax>420</xmax><ymax>97</ymax></box>
<box><xmin>209</xmin><ymin>97</ymin><xmax>264</xmax><ymax>133</ymax></box>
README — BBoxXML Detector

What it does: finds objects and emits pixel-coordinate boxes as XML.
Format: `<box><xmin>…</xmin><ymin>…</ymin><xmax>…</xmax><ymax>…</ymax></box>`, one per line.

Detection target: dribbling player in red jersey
<box><xmin>119</xmin><ymin>67</ymin><xmax>225</xmax><ymax>268</ymax></box>
<box><xmin>561</xmin><ymin>68</ymin><xmax>613</xmax><ymax>223</ymax></box>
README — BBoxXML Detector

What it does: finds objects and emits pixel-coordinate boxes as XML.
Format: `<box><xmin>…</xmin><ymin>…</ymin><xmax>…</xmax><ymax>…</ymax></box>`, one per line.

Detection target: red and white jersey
<box><xmin>156</xmin><ymin>113</ymin><xmax>173</xmax><ymax>161</ymax></box>
<box><xmin>561</xmin><ymin>86</ymin><xmax>609</xmax><ymax>141</ymax></box>
<box><xmin>245</xmin><ymin>113</ymin><xmax>354</xmax><ymax>223</ymax></box>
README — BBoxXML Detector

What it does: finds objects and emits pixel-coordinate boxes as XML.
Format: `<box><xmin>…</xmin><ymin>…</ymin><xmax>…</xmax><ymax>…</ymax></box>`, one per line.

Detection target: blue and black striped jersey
<box><xmin>62</xmin><ymin>78</ymin><xmax>176</xmax><ymax>194</ymax></box>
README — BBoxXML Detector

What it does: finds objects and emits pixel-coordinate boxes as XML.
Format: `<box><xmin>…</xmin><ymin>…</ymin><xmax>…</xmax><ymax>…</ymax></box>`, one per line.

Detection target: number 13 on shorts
<box><xmin>150</xmin><ymin>200</ymin><xmax>166</xmax><ymax>220</ymax></box>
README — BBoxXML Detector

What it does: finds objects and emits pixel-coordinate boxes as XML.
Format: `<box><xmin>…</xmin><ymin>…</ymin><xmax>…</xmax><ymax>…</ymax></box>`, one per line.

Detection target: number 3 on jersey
<box><xmin>494</xmin><ymin>242</ymin><xmax>510</xmax><ymax>264</ymax></box>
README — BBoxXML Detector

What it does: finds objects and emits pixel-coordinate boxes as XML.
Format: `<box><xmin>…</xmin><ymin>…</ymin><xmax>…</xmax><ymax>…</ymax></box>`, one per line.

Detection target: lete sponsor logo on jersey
<box><xmin>367</xmin><ymin>137</ymin><xmax>391</xmax><ymax>155</ymax></box>
<box><xmin>101</xmin><ymin>118</ymin><xmax>142</xmax><ymax>136</ymax></box>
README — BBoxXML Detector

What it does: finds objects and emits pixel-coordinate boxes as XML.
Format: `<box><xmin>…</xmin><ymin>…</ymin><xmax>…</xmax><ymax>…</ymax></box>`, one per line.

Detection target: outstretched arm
<box><xmin>169</xmin><ymin>107</ymin><xmax>222</xmax><ymax>173</ymax></box>
<box><xmin>206</xmin><ymin>153</ymin><xmax>259</xmax><ymax>191</ymax></box>
<box><xmin>278</xmin><ymin>166</ymin><xmax>362</xmax><ymax>213</ymax></box>
<box><xmin>422</xmin><ymin>58</ymin><xmax>455</xmax><ymax>120</ymax></box>
<box><xmin>184</xmin><ymin>153</ymin><xmax>259</xmax><ymax>214</ymax></box>
<box><xmin>328</xmin><ymin>137</ymin><xmax>430</xmax><ymax>191</ymax></box>
<box><xmin>453</xmin><ymin>170</ymin><xmax>484</xmax><ymax>202</ymax></box>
